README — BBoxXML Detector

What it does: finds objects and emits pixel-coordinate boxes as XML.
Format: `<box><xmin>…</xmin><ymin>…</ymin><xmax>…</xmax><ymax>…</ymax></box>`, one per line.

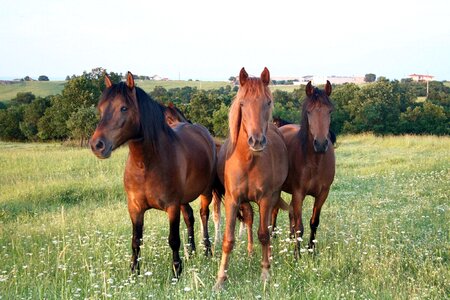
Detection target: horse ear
<box><xmin>105</xmin><ymin>74</ymin><xmax>113</xmax><ymax>88</ymax></box>
<box><xmin>261</xmin><ymin>67</ymin><xmax>270</xmax><ymax>86</ymax></box>
<box><xmin>239</xmin><ymin>67</ymin><xmax>248</xmax><ymax>87</ymax></box>
<box><xmin>325</xmin><ymin>80</ymin><xmax>332</xmax><ymax>96</ymax></box>
<box><xmin>126</xmin><ymin>71</ymin><xmax>135</xmax><ymax>89</ymax></box>
<box><xmin>168</xmin><ymin>102</ymin><xmax>174</xmax><ymax>108</ymax></box>
<box><xmin>306</xmin><ymin>81</ymin><xmax>314</xmax><ymax>97</ymax></box>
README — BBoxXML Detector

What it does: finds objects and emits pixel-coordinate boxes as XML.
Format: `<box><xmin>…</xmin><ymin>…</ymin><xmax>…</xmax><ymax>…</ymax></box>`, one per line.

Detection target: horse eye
<box><xmin>240</xmin><ymin>102</ymin><xmax>244</xmax><ymax>107</ymax></box>
<box><xmin>121</xmin><ymin>106</ymin><xmax>128</xmax><ymax>112</ymax></box>
<box><xmin>267</xmin><ymin>100</ymin><xmax>272</xmax><ymax>106</ymax></box>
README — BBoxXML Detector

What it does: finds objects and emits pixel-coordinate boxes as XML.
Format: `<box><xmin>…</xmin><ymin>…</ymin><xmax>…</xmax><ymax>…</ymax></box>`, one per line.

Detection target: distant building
<box><xmin>408</xmin><ymin>74</ymin><xmax>434</xmax><ymax>82</ymax></box>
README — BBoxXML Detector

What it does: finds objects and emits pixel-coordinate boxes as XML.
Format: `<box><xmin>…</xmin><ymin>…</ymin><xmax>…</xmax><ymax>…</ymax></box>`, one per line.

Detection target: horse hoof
<box><xmin>130</xmin><ymin>261</ymin><xmax>140</xmax><ymax>274</ymax></box>
<box><xmin>261</xmin><ymin>269</ymin><xmax>270</xmax><ymax>282</ymax></box>
<box><xmin>213</xmin><ymin>277</ymin><xmax>227</xmax><ymax>291</ymax></box>
<box><xmin>205</xmin><ymin>247</ymin><xmax>212</xmax><ymax>257</ymax></box>
<box><xmin>172</xmin><ymin>260</ymin><xmax>183</xmax><ymax>278</ymax></box>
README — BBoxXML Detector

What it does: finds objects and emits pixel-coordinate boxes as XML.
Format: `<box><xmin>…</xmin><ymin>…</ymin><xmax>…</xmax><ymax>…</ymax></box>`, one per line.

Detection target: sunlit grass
<box><xmin>0</xmin><ymin>135</ymin><xmax>448</xmax><ymax>299</ymax></box>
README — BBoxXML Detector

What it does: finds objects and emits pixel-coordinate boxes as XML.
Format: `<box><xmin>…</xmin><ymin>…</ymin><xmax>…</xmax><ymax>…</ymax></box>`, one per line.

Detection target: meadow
<box><xmin>0</xmin><ymin>134</ymin><xmax>448</xmax><ymax>299</ymax></box>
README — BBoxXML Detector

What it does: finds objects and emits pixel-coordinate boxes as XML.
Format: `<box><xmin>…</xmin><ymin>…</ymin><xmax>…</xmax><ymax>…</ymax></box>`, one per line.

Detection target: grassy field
<box><xmin>0</xmin><ymin>81</ymin><xmax>66</xmax><ymax>102</ymax></box>
<box><xmin>0</xmin><ymin>135</ymin><xmax>448</xmax><ymax>299</ymax></box>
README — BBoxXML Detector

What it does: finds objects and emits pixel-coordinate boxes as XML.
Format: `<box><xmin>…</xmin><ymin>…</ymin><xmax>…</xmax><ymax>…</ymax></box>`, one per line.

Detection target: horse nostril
<box><xmin>261</xmin><ymin>135</ymin><xmax>267</xmax><ymax>147</ymax></box>
<box><xmin>248</xmin><ymin>136</ymin><xmax>255</xmax><ymax>147</ymax></box>
<box><xmin>95</xmin><ymin>140</ymin><xmax>105</xmax><ymax>151</ymax></box>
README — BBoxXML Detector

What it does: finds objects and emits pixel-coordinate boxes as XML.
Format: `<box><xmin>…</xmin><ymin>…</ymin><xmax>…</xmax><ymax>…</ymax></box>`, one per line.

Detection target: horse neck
<box><xmin>128</xmin><ymin>131</ymin><xmax>174</xmax><ymax>167</ymax></box>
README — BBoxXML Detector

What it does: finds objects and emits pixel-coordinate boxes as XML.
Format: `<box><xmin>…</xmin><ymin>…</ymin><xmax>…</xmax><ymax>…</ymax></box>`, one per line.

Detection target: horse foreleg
<box><xmin>128</xmin><ymin>206</ymin><xmax>145</xmax><ymax>274</ymax></box>
<box><xmin>240</xmin><ymin>202</ymin><xmax>254</xmax><ymax>255</ymax></box>
<box><xmin>167</xmin><ymin>205</ymin><xmax>182</xmax><ymax>278</ymax></box>
<box><xmin>180</xmin><ymin>204</ymin><xmax>195</xmax><ymax>255</ymax></box>
<box><xmin>290</xmin><ymin>191</ymin><xmax>306</xmax><ymax>258</ymax></box>
<box><xmin>199</xmin><ymin>194</ymin><xmax>212</xmax><ymax>257</ymax></box>
<box><xmin>258</xmin><ymin>195</ymin><xmax>275</xmax><ymax>283</ymax></box>
<box><xmin>308</xmin><ymin>189</ymin><xmax>330</xmax><ymax>250</ymax></box>
<box><xmin>213</xmin><ymin>195</ymin><xmax>239</xmax><ymax>291</ymax></box>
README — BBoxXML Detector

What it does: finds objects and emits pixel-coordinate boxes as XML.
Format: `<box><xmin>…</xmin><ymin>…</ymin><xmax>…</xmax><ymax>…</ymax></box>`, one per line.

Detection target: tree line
<box><xmin>0</xmin><ymin>68</ymin><xmax>448</xmax><ymax>144</ymax></box>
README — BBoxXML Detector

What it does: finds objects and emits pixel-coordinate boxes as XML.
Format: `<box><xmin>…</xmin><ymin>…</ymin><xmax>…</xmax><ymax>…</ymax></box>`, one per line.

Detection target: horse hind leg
<box><xmin>290</xmin><ymin>191</ymin><xmax>306</xmax><ymax>258</ymax></box>
<box><xmin>212</xmin><ymin>191</ymin><xmax>221</xmax><ymax>252</ymax></box>
<box><xmin>308</xmin><ymin>190</ymin><xmax>330</xmax><ymax>250</ymax></box>
<box><xmin>239</xmin><ymin>202</ymin><xmax>254</xmax><ymax>255</ymax></box>
<box><xmin>258</xmin><ymin>196</ymin><xmax>276</xmax><ymax>283</ymax></box>
<box><xmin>199</xmin><ymin>194</ymin><xmax>212</xmax><ymax>257</ymax></box>
<box><xmin>181</xmin><ymin>204</ymin><xmax>195</xmax><ymax>255</ymax></box>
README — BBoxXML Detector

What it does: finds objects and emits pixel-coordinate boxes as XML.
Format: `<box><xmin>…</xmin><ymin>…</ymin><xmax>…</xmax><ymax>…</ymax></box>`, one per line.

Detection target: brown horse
<box><xmin>164</xmin><ymin>102</ymin><xmax>191</xmax><ymax>126</ymax></box>
<box><xmin>280</xmin><ymin>81</ymin><xmax>335</xmax><ymax>256</ymax></box>
<box><xmin>89</xmin><ymin>72</ymin><xmax>217</xmax><ymax>277</ymax></box>
<box><xmin>214</xmin><ymin>67</ymin><xmax>288</xmax><ymax>290</ymax></box>
<box><xmin>272</xmin><ymin>116</ymin><xmax>292</xmax><ymax>128</ymax></box>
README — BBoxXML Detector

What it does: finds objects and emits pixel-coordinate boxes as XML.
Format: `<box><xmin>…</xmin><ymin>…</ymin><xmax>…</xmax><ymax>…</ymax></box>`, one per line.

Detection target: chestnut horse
<box><xmin>214</xmin><ymin>68</ymin><xmax>288</xmax><ymax>290</ymax></box>
<box><xmin>90</xmin><ymin>72</ymin><xmax>216</xmax><ymax>277</ymax></box>
<box><xmin>280</xmin><ymin>81</ymin><xmax>335</xmax><ymax>256</ymax></box>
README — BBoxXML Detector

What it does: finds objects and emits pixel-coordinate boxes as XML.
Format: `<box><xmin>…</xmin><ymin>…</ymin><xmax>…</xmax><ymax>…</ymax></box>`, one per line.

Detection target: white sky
<box><xmin>1</xmin><ymin>0</ymin><xmax>449</xmax><ymax>80</ymax></box>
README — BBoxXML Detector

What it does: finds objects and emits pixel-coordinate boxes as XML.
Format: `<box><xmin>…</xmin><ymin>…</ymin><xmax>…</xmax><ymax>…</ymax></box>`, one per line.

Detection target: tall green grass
<box><xmin>0</xmin><ymin>135</ymin><xmax>448</xmax><ymax>299</ymax></box>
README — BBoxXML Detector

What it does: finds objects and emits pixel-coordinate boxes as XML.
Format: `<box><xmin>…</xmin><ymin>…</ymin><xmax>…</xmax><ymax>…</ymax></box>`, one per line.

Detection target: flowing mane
<box><xmin>100</xmin><ymin>82</ymin><xmax>176</xmax><ymax>154</ymax></box>
<box><xmin>299</xmin><ymin>86</ymin><xmax>334</xmax><ymax>154</ymax></box>
<box><xmin>228</xmin><ymin>77</ymin><xmax>273</xmax><ymax>150</ymax></box>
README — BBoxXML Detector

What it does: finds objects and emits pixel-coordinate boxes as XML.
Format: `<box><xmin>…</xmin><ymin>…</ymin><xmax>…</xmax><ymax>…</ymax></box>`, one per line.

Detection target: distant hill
<box><xmin>0</xmin><ymin>80</ymin><xmax>231</xmax><ymax>103</ymax></box>
<box><xmin>0</xmin><ymin>81</ymin><xmax>66</xmax><ymax>102</ymax></box>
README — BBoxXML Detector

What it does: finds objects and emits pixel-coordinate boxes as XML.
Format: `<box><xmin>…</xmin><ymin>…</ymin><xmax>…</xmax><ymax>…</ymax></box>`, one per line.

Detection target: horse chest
<box><xmin>124</xmin><ymin>164</ymin><xmax>184</xmax><ymax>210</ymax></box>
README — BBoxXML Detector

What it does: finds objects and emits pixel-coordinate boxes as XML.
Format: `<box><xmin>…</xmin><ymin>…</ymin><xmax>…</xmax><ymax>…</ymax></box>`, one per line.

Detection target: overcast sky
<box><xmin>1</xmin><ymin>0</ymin><xmax>449</xmax><ymax>81</ymax></box>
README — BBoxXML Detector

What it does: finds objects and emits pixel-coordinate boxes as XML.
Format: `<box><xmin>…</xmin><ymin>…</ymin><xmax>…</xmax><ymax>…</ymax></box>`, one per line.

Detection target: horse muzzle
<box><xmin>248</xmin><ymin>134</ymin><xmax>267</xmax><ymax>152</ymax></box>
<box><xmin>313</xmin><ymin>138</ymin><xmax>329</xmax><ymax>153</ymax></box>
<box><xmin>90</xmin><ymin>137</ymin><xmax>113</xmax><ymax>159</ymax></box>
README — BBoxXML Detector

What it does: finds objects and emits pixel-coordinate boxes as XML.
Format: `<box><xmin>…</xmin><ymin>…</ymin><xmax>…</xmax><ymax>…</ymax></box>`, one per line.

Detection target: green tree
<box><xmin>10</xmin><ymin>92</ymin><xmax>35</xmax><ymax>106</ymax></box>
<box><xmin>66</xmin><ymin>105</ymin><xmax>99</xmax><ymax>146</ymax></box>
<box><xmin>212</xmin><ymin>103</ymin><xmax>229</xmax><ymax>138</ymax></box>
<box><xmin>38</xmin><ymin>75</ymin><xmax>49</xmax><ymax>81</ymax></box>
<box><xmin>0</xmin><ymin>106</ymin><xmax>25</xmax><ymax>141</ymax></box>
<box><xmin>400</xmin><ymin>101</ymin><xmax>448</xmax><ymax>135</ymax></box>
<box><xmin>19</xmin><ymin>97</ymin><xmax>51</xmax><ymax>141</ymax></box>
<box><xmin>346</xmin><ymin>80</ymin><xmax>401</xmax><ymax>134</ymax></box>
<box><xmin>364</xmin><ymin>73</ymin><xmax>376</xmax><ymax>83</ymax></box>
<box><xmin>38</xmin><ymin>95</ymin><xmax>70</xmax><ymax>140</ymax></box>
<box><xmin>331</xmin><ymin>83</ymin><xmax>360</xmax><ymax>134</ymax></box>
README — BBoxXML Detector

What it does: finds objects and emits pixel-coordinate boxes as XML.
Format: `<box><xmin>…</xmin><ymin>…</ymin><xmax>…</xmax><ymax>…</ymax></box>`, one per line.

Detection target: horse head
<box><xmin>90</xmin><ymin>72</ymin><xmax>141</xmax><ymax>158</ymax></box>
<box><xmin>230</xmin><ymin>67</ymin><xmax>273</xmax><ymax>152</ymax></box>
<box><xmin>302</xmin><ymin>80</ymin><xmax>334</xmax><ymax>153</ymax></box>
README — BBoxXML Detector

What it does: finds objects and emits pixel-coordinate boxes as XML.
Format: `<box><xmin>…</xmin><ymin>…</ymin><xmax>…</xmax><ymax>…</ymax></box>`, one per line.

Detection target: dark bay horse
<box><xmin>164</xmin><ymin>102</ymin><xmax>191</xmax><ymax>126</ymax></box>
<box><xmin>214</xmin><ymin>68</ymin><xmax>288</xmax><ymax>290</ymax></box>
<box><xmin>280</xmin><ymin>81</ymin><xmax>335</xmax><ymax>256</ymax></box>
<box><xmin>89</xmin><ymin>72</ymin><xmax>217</xmax><ymax>277</ymax></box>
<box><xmin>273</xmin><ymin>116</ymin><xmax>292</xmax><ymax>128</ymax></box>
